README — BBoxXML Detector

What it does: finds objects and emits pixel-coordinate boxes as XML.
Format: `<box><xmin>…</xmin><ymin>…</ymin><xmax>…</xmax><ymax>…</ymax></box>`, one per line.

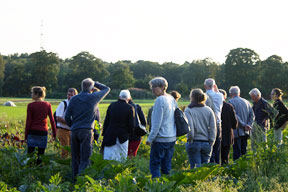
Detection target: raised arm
<box><xmin>92</xmin><ymin>81</ymin><xmax>111</xmax><ymax>102</ymax></box>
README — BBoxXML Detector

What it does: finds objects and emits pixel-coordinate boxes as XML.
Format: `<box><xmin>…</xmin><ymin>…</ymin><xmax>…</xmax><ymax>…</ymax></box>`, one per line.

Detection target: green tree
<box><xmin>29</xmin><ymin>50</ymin><xmax>60</xmax><ymax>93</ymax></box>
<box><xmin>224</xmin><ymin>48</ymin><xmax>260</xmax><ymax>97</ymax></box>
<box><xmin>67</xmin><ymin>52</ymin><xmax>109</xmax><ymax>91</ymax></box>
<box><xmin>0</xmin><ymin>55</ymin><xmax>5</xmax><ymax>96</ymax></box>
<box><xmin>108</xmin><ymin>62</ymin><xmax>135</xmax><ymax>89</ymax></box>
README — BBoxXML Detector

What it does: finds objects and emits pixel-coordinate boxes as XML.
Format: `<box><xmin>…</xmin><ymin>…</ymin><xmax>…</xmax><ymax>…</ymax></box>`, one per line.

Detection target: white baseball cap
<box><xmin>119</xmin><ymin>90</ymin><xmax>131</xmax><ymax>100</ymax></box>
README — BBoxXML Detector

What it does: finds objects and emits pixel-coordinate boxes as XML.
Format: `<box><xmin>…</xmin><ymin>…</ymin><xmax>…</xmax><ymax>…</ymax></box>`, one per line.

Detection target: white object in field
<box><xmin>3</xmin><ymin>101</ymin><xmax>16</xmax><ymax>107</ymax></box>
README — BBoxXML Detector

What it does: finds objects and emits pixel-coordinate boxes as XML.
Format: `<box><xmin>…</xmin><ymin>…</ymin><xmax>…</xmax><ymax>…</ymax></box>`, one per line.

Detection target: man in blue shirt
<box><xmin>65</xmin><ymin>78</ymin><xmax>110</xmax><ymax>179</ymax></box>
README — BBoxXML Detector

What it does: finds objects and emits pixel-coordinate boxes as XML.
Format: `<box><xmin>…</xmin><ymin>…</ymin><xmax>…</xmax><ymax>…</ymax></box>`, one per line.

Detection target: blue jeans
<box><xmin>186</xmin><ymin>141</ymin><xmax>212</xmax><ymax>168</ymax></box>
<box><xmin>71</xmin><ymin>129</ymin><xmax>93</xmax><ymax>178</ymax></box>
<box><xmin>149</xmin><ymin>141</ymin><xmax>175</xmax><ymax>178</ymax></box>
<box><xmin>233</xmin><ymin>135</ymin><xmax>248</xmax><ymax>161</ymax></box>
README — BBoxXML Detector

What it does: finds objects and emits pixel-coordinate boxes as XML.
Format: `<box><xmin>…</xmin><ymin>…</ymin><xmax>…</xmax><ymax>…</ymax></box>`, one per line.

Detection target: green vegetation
<box><xmin>1</xmin><ymin>99</ymin><xmax>288</xmax><ymax>191</ymax></box>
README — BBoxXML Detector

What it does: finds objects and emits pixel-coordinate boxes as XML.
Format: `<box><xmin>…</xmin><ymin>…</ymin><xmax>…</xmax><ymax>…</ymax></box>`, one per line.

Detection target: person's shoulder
<box><xmin>204</xmin><ymin>105</ymin><xmax>214</xmax><ymax>114</ymax></box>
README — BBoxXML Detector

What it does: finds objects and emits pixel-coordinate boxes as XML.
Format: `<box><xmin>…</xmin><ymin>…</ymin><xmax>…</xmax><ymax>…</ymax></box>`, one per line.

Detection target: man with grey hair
<box><xmin>65</xmin><ymin>78</ymin><xmax>110</xmax><ymax>179</ymax></box>
<box><xmin>102</xmin><ymin>90</ymin><xmax>135</xmax><ymax>161</ymax></box>
<box><xmin>249</xmin><ymin>88</ymin><xmax>276</xmax><ymax>150</ymax></box>
<box><xmin>204</xmin><ymin>78</ymin><xmax>224</xmax><ymax>164</ymax></box>
<box><xmin>228</xmin><ymin>86</ymin><xmax>254</xmax><ymax>160</ymax></box>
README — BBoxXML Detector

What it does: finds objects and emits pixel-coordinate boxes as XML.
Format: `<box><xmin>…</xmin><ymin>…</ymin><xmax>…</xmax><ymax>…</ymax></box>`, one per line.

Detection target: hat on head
<box><xmin>119</xmin><ymin>90</ymin><xmax>131</xmax><ymax>100</ymax></box>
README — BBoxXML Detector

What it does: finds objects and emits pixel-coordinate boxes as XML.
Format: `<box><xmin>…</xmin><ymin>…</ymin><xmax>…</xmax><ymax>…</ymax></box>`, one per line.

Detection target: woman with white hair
<box><xmin>146</xmin><ymin>77</ymin><xmax>177</xmax><ymax>178</ymax></box>
<box><xmin>102</xmin><ymin>90</ymin><xmax>135</xmax><ymax>161</ymax></box>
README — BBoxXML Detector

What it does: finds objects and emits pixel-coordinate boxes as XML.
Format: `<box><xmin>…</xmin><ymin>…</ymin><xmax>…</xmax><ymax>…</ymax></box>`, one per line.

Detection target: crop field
<box><xmin>1</xmin><ymin>97</ymin><xmax>288</xmax><ymax>191</ymax></box>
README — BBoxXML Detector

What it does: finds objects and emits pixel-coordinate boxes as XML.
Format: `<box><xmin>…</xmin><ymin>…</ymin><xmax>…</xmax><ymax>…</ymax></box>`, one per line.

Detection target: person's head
<box><xmin>219</xmin><ymin>89</ymin><xmax>227</xmax><ymax>100</ymax></box>
<box><xmin>31</xmin><ymin>86</ymin><xmax>46</xmax><ymax>100</ymax></box>
<box><xmin>249</xmin><ymin>88</ymin><xmax>261</xmax><ymax>102</ymax></box>
<box><xmin>149</xmin><ymin>77</ymin><xmax>168</xmax><ymax>97</ymax></box>
<box><xmin>190</xmin><ymin>89</ymin><xmax>207</xmax><ymax>104</ymax></box>
<box><xmin>229</xmin><ymin>86</ymin><xmax>240</xmax><ymax>98</ymax></box>
<box><xmin>67</xmin><ymin>88</ymin><xmax>78</xmax><ymax>100</ymax></box>
<box><xmin>119</xmin><ymin>90</ymin><xmax>131</xmax><ymax>102</ymax></box>
<box><xmin>81</xmin><ymin>78</ymin><xmax>94</xmax><ymax>92</ymax></box>
<box><xmin>204</xmin><ymin>78</ymin><xmax>216</xmax><ymax>91</ymax></box>
<box><xmin>170</xmin><ymin>91</ymin><xmax>181</xmax><ymax>102</ymax></box>
<box><xmin>271</xmin><ymin>88</ymin><xmax>283</xmax><ymax>101</ymax></box>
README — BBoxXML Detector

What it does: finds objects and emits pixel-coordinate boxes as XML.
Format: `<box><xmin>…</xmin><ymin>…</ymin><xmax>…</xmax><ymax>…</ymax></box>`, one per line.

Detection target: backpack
<box><xmin>174</xmin><ymin>108</ymin><xmax>190</xmax><ymax>137</ymax></box>
<box><xmin>54</xmin><ymin>100</ymin><xmax>67</xmax><ymax>128</ymax></box>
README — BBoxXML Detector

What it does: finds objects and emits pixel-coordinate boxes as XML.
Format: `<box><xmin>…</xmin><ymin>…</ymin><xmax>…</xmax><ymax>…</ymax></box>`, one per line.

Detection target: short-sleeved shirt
<box><xmin>55</xmin><ymin>99</ymin><xmax>69</xmax><ymax>130</ymax></box>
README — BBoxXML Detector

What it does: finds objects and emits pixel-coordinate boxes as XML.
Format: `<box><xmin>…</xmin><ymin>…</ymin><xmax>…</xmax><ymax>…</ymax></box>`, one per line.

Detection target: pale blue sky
<box><xmin>1</xmin><ymin>0</ymin><xmax>288</xmax><ymax>64</ymax></box>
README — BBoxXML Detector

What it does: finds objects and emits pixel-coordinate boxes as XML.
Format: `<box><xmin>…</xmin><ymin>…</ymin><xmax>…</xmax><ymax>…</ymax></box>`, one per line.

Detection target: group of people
<box><xmin>24</xmin><ymin>76</ymin><xmax>288</xmax><ymax>179</ymax></box>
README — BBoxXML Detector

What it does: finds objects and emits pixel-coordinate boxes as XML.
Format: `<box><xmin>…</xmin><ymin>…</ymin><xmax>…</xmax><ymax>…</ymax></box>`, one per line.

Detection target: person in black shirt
<box><xmin>271</xmin><ymin>88</ymin><xmax>288</xmax><ymax>144</ymax></box>
<box><xmin>102</xmin><ymin>90</ymin><xmax>135</xmax><ymax>161</ymax></box>
<box><xmin>219</xmin><ymin>89</ymin><xmax>238</xmax><ymax>165</ymax></box>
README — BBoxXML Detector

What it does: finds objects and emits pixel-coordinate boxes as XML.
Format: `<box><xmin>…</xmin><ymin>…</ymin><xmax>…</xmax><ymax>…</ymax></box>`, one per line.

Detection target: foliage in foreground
<box><xmin>1</xmin><ymin>122</ymin><xmax>288</xmax><ymax>191</ymax></box>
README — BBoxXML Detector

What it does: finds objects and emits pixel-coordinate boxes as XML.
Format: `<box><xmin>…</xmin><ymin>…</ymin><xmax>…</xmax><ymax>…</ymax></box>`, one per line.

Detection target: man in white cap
<box><xmin>102</xmin><ymin>90</ymin><xmax>135</xmax><ymax>161</ymax></box>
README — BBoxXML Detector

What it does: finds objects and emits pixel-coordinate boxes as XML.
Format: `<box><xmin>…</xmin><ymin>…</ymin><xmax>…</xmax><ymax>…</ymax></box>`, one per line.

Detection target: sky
<box><xmin>1</xmin><ymin>0</ymin><xmax>288</xmax><ymax>64</ymax></box>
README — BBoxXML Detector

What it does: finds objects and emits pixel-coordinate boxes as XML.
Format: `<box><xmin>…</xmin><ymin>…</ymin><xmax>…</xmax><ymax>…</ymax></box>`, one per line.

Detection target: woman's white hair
<box><xmin>249</xmin><ymin>88</ymin><xmax>261</xmax><ymax>97</ymax></box>
<box><xmin>149</xmin><ymin>77</ymin><xmax>168</xmax><ymax>91</ymax></box>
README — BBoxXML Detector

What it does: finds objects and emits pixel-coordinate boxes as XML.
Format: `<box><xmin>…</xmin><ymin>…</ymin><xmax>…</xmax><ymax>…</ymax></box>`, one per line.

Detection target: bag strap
<box><xmin>63</xmin><ymin>100</ymin><xmax>67</xmax><ymax>112</ymax></box>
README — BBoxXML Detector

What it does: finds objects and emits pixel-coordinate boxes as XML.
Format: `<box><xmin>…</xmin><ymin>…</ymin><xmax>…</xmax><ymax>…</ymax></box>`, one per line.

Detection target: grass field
<box><xmin>0</xmin><ymin>97</ymin><xmax>191</xmax><ymax>122</ymax></box>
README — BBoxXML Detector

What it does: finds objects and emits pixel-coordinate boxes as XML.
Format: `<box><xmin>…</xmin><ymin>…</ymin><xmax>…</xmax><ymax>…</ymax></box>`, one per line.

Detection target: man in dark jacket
<box><xmin>219</xmin><ymin>89</ymin><xmax>238</xmax><ymax>165</ymax></box>
<box><xmin>102</xmin><ymin>90</ymin><xmax>135</xmax><ymax>161</ymax></box>
<box><xmin>249</xmin><ymin>88</ymin><xmax>277</xmax><ymax>150</ymax></box>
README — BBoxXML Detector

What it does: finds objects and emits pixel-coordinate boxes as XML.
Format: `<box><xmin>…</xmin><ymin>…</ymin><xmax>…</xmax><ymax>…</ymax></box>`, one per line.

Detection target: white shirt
<box><xmin>206</xmin><ymin>89</ymin><xmax>224</xmax><ymax>124</ymax></box>
<box><xmin>55</xmin><ymin>99</ymin><xmax>69</xmax><ymax>129</ymax></box>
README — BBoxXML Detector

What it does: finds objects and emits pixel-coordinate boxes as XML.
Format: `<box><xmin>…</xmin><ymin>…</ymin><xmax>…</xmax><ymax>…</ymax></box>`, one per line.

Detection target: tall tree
<box><xmin>108</xmin><ymin>62</ymin><xmax>135</xmax><ymax>89</ymax></box>
<box><xmin>29</xmin><ymin>50</ymin><xmax>60</xmax><ymax>93</ymax></box>
<box><xmin>0</xmin><ymin>55</ymin><xmax>6</xmax><ymax>96</ymax></box>
<box><xmin>67</xmin><ymin>52</ymin><xmax>109</xmax><ymax>91</ymax></box>
<box><xmin>224</xmin><ymin>48</ymin><xmax>260</xmax><ymax>97</ymax></box>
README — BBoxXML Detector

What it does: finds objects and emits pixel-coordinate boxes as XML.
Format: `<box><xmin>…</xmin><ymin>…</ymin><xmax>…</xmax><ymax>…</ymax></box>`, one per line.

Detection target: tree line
<box><xmin>0</xmin><ymin>48</ymin><xmax>287</xmax><ymax>99</ymax></box>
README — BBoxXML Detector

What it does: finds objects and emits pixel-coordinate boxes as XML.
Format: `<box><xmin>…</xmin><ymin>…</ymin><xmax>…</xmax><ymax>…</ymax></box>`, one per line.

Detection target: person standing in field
<box><xmin>249</xmin><ymin>88</ymin><xmax>277</xmax><ymax>150</ymax></box>
<box><xmin>25</xmin><ymin>86</ymin><xmax>57</xmax><ymax>164</ymax></box>
<box><xmin>55</xmin><ymin>88</ymin><xmax>78</xmax><ymax>158</ymax></box>
<box><xmin>228</xmin><ymin>86</ymin><xmax>254</xmax><ymax>161</ymax></box>
<box><xmin>219</xmin><ymin>89</ymin><xmax>238</xmax><ymax>165</ymax></box>
<box><xmin>185</xmin><ymin>89</ymin><xmax>216</xmax><ymax>168</ymax></box>
<box><xmin>271</xmin><ymin>88</ymin><xmax>288</xmax><ymax>145</ymax></box>
<box><xmin>65</xmin><ymin>78</ymin><xmax>110</xmax><ymax>179</ymax></box>
<box><xmin>102</xmin><ymin>90</ymin><xmax>135</xmax><ymax>161</ymax></box>
<box><xmin>128</xmin><ymin>96</ymin><xmax>147</xmax><ymax>157</ymax></box>
<box><xmin>204</xmin><ymin>78</ymin><xmax>224</xmax><ymax>164</ymax></box>
<box><xmin>146</xmin><ymin>77</ymin><xmax>177</xmax><ymax>178</ymax></box>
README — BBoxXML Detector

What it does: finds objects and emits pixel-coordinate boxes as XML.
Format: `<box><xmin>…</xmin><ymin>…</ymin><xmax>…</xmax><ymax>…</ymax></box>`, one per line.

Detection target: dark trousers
<box><xmin>28</xmin><ymin>147</ymin><xmax>45</xmax><ymax>165</ymax></box>
<box><xmin>149</xmin><ymin>141</ymin><xmax>175</xmax><ymax>178</ymax></box>
<box><xmin>71</xmin><ymin>129</ymin><xmax>93</xmax><ymax>178</ymax></box>
<box><xmin>233</xmin><ymin>135</ymin><xmax>248</xmax><ymax>161</ymax></box>
<box><xmin>221</xmin><ymin>145</ymin><xmax>230</xmax><ymax>165</ymax></box>
<box><xmin>210</xmin><ymin>123</ymin><xmax>221</xmax><ymax>164</ymax></box>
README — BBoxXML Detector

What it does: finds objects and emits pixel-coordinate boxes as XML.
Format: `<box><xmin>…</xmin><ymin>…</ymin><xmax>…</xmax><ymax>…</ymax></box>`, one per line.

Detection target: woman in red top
<box><xmin>25</xmin><ymin>86</ymin><xmax>57</xmax><ymax>164</ymax></box>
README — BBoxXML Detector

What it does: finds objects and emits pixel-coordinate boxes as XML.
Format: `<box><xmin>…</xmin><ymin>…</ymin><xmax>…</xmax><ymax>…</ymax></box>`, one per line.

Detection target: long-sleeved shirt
<box><xmin>228</xmin><ymin>96</ymin><xmax>255</xmax><ymax>137</ymax></box>
<box><xmin>206</xmin><ymin>89</ymin><xmax>224</xmax><ymax>124</ymax></box>
<box><xmin>184</xmin><ymin>105</ymin><xmax>216</xmax><ymax>145</ymax></box>
<box><xmin>65</xmin><ymin>82</ymin><xmax>110</xmax><ymax>131</ymax></box>
<box><xmin>252</xmin><ymin>97</ymin><xmax>277</xmax><ymax>130</ymax></box>
<box><xmin>147</xmin><ymin>94</ymin><xmax>177</xmax><ymax>143</ymax></box>
<box><xmin>273</xmin><ymin>99</ymin><xmax>288</xmax><ymax>129</ymax></box>
<box><xmin>102</xmin><ymin>99</ymin><xmax>135</xmax><ymax>146</ymax></box>
<box><xmin>25</xmin><ymin>101</ymin><xmax>57</xmax><ymax>139</ymax></box>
